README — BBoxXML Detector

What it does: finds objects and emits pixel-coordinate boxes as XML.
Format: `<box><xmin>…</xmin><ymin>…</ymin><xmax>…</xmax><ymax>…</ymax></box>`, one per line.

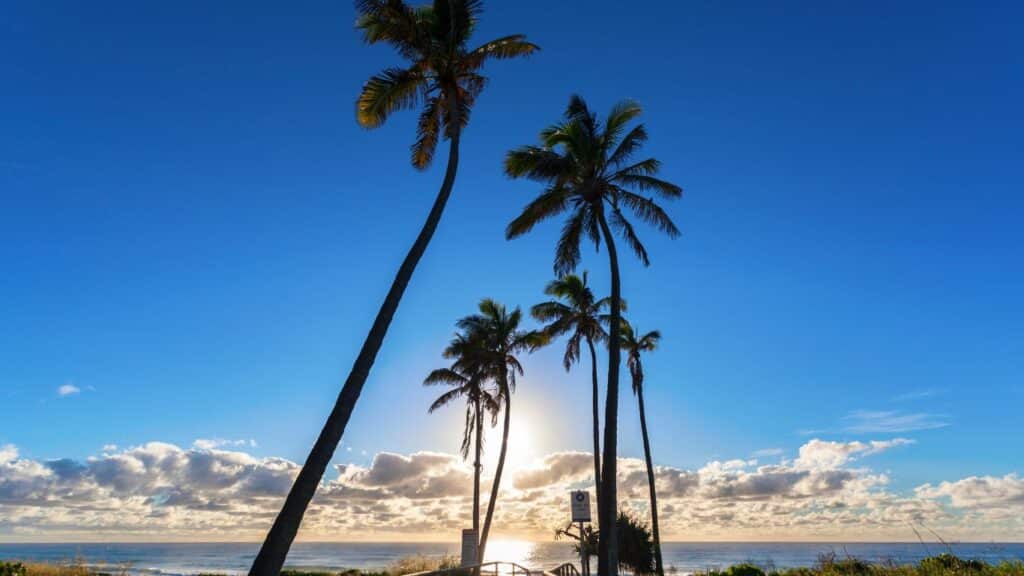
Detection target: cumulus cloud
<box><xmin>794</xmin><ymin>438</ymin><xmax>914</xmax><ymax>470</ymax></box>
<box><xmin>0</xmin><ymin>445</ymin><xmax>18</xmax><ymax>464</ymax></box>
<box><xmin>57</xmin><ymin>384</ymin><xmax>80</xmax><ymax>397</ymax></box>
<box><xmin>0</xmin><ymin>438</ymin><xmax>1019</xmax><ymax>541</ymax></box>
<box><xmin>916</xmin><ymin>474</ymin><xmax>1024</xmax><ymax>509</ymax></box>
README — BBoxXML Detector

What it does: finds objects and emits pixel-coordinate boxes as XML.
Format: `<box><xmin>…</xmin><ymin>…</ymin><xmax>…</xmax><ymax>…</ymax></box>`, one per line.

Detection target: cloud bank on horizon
<box><xmin>0</xmin><ymin>438</ymin><xmax>1021</xmax><ymax>542</ymax></box>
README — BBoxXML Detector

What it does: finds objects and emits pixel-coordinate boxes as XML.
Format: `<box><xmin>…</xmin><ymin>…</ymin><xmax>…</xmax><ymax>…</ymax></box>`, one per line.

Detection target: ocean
<box><xmin>0</xmin><ymin>541</ymin><xmax>1021</xmax><ymax>576</ymax></box>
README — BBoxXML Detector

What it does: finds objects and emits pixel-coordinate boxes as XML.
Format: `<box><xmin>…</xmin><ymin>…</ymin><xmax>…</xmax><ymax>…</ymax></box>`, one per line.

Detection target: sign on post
<box><xmin>570</xmin><ymin>490</ymin><xmax>591</xmax><ymax>523</ymax></box>
<box><xmin>460</xmin><ymin>529</ymin><xmax>479</xmax><ymax>567</ymax></box>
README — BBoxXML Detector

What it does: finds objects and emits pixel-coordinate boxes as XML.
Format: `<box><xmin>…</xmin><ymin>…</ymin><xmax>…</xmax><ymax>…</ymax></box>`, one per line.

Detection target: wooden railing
<box><xmin>406</xmin><ymin>561</ymin><xmax>536</xmax><ymax>576</ymax></box>
<box><xmin>405</xmin><ymin>560</ymin><xmax>581</xmax><ymax>576</ymax></box>
<box><xmin>548</xmin><ymin>563</ymin><xmax>581</xmax><ymax>576</ymax></box>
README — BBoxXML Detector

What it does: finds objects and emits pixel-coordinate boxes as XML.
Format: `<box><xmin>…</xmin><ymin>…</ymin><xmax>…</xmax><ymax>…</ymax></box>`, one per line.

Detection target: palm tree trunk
<box><xmin>473</xmin><ymin>395</ymin><xmax>483</xmax><ymax>541</ymax></box>
<box><xmin>479</xmin><ymin>375</ymin><xmax>511</xmax><ymax>562</ymax></box>
<box><xmin>596</xmin><ymin>207</ymin><xmax>621</xmax><ymax>576</ymax></box>
<box><xmin>249</xmin><ymin>125</ymin><xmax>462</xmax><ymax>576</ymax></box>
<box><xmin>585</xmin><ymin>336</ymin><xmax>602</xmax><ymax>513</ymax></box>
<box><xmin>637</xmin><ymin>383</ymin><xmax>663</xmax><ymax>576</ymax></box>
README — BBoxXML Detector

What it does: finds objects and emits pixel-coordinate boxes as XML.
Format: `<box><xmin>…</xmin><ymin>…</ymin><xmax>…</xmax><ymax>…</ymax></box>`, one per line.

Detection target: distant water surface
<box><xmin>1</xmin><ymin>541</ymin><xmax>1021</xmax><ymax>575</ymax></box>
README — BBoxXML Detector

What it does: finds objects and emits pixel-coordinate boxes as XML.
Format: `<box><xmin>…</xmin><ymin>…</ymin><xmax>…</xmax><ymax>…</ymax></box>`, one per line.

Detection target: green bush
<box><xmin>724</xmin><ymin>563</ymin><xmax>766</xmax><ymax>576</ymax></box>
<box><xmin>0</xmin><ymin>562</ymin><xmax>28</xmax><ymax>576</ymax></box>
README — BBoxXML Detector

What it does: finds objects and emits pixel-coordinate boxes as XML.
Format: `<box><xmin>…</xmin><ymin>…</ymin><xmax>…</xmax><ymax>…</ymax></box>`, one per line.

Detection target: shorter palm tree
<box><xmin>531</xmin><ymin>273</ymin><xmax>616</xmax><ymax>512</ymax></box>
<box><xmin>457</xmin><ymin>299</ymin><xmax>546</xmax><ymax>562</ymax></box>
<box><xmin>424</xmin><ymin>334</ymin><xmax>500</xmax><ymax>554</ymax></box>
<box><xmin>620</xmin><ymin>321</ymin><xmax>664</xmax><ymax>576</ymax></box>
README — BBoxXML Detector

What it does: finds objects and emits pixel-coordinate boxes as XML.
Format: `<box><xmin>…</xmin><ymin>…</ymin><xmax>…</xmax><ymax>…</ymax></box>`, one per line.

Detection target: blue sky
<box><xmin>1</xmin><ymin>1</ymin><xmax>1023</xmax><ymax>540</ymax></box>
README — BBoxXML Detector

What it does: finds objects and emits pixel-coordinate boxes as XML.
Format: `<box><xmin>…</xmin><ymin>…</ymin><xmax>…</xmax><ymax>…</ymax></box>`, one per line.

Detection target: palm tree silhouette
<box><xmin>251</xmin><ymin>3</ymin><xmax>536</xmax><ymax>573</ymax></box>
<box><xmin>505</xmin><ymin>95</ymin><xmax>681</xmax><ymax>576</ymax></box>
<box><xmin>531</xmin><ymin>273</ymin><xmax>615</xmax><ymax>513</ymax></box>
<box><xmin>620</xmin><ymin>321</ymin><xmax>665</xmax><ymax>576</ymax></box>
<box><xmin>456</xmin><ymin>299</ymin><xmax>545</xmax><ymax>562</ymax></box>
<box><xmin>424</xmin><ymin>335</ymin><xmax>500</xmax><ymax>549</ymax></box>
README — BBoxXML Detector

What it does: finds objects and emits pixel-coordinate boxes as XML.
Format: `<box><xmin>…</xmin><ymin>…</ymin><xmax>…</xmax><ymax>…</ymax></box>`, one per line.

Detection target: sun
<box><xmin>483</xmin><ymin>412</ymin><xmax>537</xmax><ymax>477</ymax></box>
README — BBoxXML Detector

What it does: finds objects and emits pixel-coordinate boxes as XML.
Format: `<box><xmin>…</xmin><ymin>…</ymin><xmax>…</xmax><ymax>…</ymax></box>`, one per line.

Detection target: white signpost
<box><xmin>460</xmin><ymin>529</ymin><xmax>479</xmax><ymax>567</ymax></box>
<box><xmin>570</xmin><ymin>491</ymin><xmax>592</xmax><ymax>576</ymax></box>
<box><xmin>571</xmin><ymin>490</ymin><xmax>591</xmax><ymax>522</ymax></box>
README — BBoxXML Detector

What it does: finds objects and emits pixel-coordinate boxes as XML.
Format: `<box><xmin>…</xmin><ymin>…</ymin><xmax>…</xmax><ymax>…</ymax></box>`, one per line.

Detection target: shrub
<box><xmin>1</xmin><ymin>562</ymin><xmax>28</xmax><ymax>576</ymax></box>
<box><xmin>724</xmin><ymin>564</ymin><xmax>766</xmax><ymax>576</ymax></box>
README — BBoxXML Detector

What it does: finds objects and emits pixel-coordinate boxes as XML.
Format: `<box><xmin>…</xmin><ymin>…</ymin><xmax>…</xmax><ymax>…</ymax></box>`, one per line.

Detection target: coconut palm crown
<box><xmin>356</xmin><ymin>0</ymin><xmax>539</xmax><ymax>168</ymax></box>
<box><xmin>505</xmin><ymin>95</ymin><xmax>682</xmax><ymax>274</ymax></box>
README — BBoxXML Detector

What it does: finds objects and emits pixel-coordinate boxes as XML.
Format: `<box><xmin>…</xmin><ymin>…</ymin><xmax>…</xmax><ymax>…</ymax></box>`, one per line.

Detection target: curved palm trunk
<box><xmin>636</xmin><ymin>383</ymin><xmax>663</xmax><ymax>576</ymax></box>
<box><xmin>479</xmin><ymin>376</ymin><xmax>510</xmax><ymax>562</ymax></box>
<box><xmin>585</xmin><ymin>336</ymin><xmax>602</xmax><ymax>513</ymax></box>
<box><xmin>249</xmin><ymin>127</ymin><xmax>461</xmax><ymax>576</ymax></box>
<box><xmin>473</xmin><ymin>396</ymin><xmax>483</xmax><ymax>540</ymax></box>
<box><xmin>596</xmin><ymin>208</ymin><xmax>621</xmax><ymax>576</ymax></box>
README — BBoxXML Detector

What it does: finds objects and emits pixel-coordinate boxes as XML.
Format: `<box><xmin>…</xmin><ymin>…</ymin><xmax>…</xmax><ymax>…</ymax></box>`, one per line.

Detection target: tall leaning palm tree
<box><xmin>457</xmin><ymin>299</ymin><xmax>544</xmax><ymax>562</ymax></box>
<box><xmin>531</xmin><ymin>273</ymin><xmax>614</xmax><ymax>512</ymax></box>
<box><xmin>251</xmin><ymin>3</ymin><xmax>536</xmax><ymax>573</ymax></box>
<box><xmin>424</xmin><ymin>341</ymin><xmax>500</xmax><ymax>549</ymax></box>
<box><xmin>620</xmin><ymin>321</ymin><xmax>664</xmax><ymax>576</ymax></box>
<box><xmin>505</xmin><ymin>95</ymin><xmax>682</xmax><ymax>576</ymax></box>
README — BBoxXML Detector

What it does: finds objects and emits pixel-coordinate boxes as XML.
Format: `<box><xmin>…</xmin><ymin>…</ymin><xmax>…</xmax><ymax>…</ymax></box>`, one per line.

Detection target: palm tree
<box><xmin>457</xmin><ymin>299</ymin><xmax>545</xmax><ymax>562</ymax></box>
<box><xmin>505</xmin><ymin>95</ymin><xmax>682</xmax><ymax>576</ymax></box>
<box><xmin>620</xmin><ymin>321</ymin><xmax>664</xmax><ymax>576</ymax></box>
<box><xmin>531</xmin><ymin>273</ymin><xmax>615</xmax><ymax>512</ymax></box>
<box><xmin>251</xmin><ymin>2</ymin><xmax>536</xmax><ymax>573</ymax></box>
<box><xmin>424</xmin><ymin>345</ymin><xmax>500</xmax><ymax>550</ymax></box>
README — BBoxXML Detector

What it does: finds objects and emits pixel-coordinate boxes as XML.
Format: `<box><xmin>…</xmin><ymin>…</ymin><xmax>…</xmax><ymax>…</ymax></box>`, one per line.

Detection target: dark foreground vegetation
<box><xmin>697</xmin><ymin>554</ymin><xmax>1024</xmax><ymax>576</ymax></box>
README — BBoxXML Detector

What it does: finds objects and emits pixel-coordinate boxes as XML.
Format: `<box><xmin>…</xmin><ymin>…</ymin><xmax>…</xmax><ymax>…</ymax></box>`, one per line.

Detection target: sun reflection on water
<box><xmin>481</xmin><ymin>539</ymin><xmax>536</xmax><ymax>574</ymax></box>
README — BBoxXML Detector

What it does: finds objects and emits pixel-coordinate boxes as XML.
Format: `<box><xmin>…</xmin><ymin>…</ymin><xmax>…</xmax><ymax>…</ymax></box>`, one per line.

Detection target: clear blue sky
<box><xmin>2</xmin><ymin>0</ymin><xmax>1022</xmax><ymax>512</ymax></box>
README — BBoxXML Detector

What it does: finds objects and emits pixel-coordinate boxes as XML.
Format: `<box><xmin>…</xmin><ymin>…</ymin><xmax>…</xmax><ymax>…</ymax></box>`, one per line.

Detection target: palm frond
<box><xmin>504</xmin><ymin>146</ymin><xmax>570</xmax><ymax>181</ymax></box>
<box><xmin>356</xmin><ymin>67</ymin><xmax>426</xmax><ymax>128</ymax></box>
<box><xmin>531</xmin><ymin>300</ymin><xmax>571</xmax><ymax>322</ymax></box>
<box><xmin>506</xmin><ymin>187</ymin><xmax>571</xmax><ymax>239</ymax></box>
<box><xmin>423</xmin><ymin>367</ymin><xmax>468</xmax><ymax>386</ymax></box>
<box><xmin>466</xmin><ymin>34</ymin><xmax>540</xmax><ymax>68</ymax></box>
<box><xmin>617</xmin><ymin>190</ymin><xmax>681</xmax><ymax>237</ymax></box>
<box><xmin>355</xmin><ymin>0</ymin><xmax>427</xmax><ymax>59</ymax></box>
<box><xmin>606</xmin><ymin>124</ymin><xmax>648</xmax><ymax>168</ymax></box>
<box><xmin>617</xmin><ymin>174</ymin><xmax>683</xmax><ymax>199</ymax></box>
<box><xmin>611</xmin><ymin>158</ymin><xmax>661</xmax><ymax>178</ymax></box>
<box><xmin>554</xmin><ymin>207</ymin><xmax>585</xmax><ymax>276</ymax></box>
<box><xmin>411</xmin><ymin>96</ymin><xmax>442</xmax><ymax>169</ymax></box>
<box><xmin>609</xmin><ymin>207</ymin><xmax>650</xmax><ymax>266</ymax></box>
<box><xmin>429</xmin><ymin>387</ymin><xmax>467</xmax><ymax>413</ymax></box>
<box><xmin>603</xmin><ymin>99</ymin><xmax>642</xmax><ymax>150</ymax></box>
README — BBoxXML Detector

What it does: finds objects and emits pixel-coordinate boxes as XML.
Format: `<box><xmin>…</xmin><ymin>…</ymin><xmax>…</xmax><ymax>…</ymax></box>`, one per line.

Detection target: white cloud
<box><xmin>0</xmin><ymin>438</ymin><xmax>1019</xmax><ymax>541</ymax></box>
<box><xmin>57</xmin><ymin>384</ymin><xmax>80</xmax><ymax>397</ymax></box>
<box><xmin>916</xmin><ymin>474</ymin><xmax>1024</xmax><ymax>509</ymax></box>
<box><xmin>0</xmin><ymin>444</ymin><xmax>17</xmax><ymax>464</ymax></box>
<box><xmin>193</xmin><ymin>438</ymin><xmax>258</xmax><ymax>450</ymax></box>
<box><xmin>795</xmin><ymin>438</ymin><xmax>914</xmax><ymax>470</ymax></box>
<box><xmin>842</xmin><ymin>410</ymin><xmax>949</xmax><ymax>433</ymax></box>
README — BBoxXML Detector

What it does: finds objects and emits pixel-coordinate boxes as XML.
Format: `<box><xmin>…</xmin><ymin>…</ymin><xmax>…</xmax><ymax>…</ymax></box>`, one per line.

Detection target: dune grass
<box><xmin>0</xmin><ymin>553</ymin><xmax>461</xmax><ymax>576</ymax></box>
<box><xmin>696</xmin><ymin>553</ymin><xmax>1024</xmax><ymax>576</ymax></box>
